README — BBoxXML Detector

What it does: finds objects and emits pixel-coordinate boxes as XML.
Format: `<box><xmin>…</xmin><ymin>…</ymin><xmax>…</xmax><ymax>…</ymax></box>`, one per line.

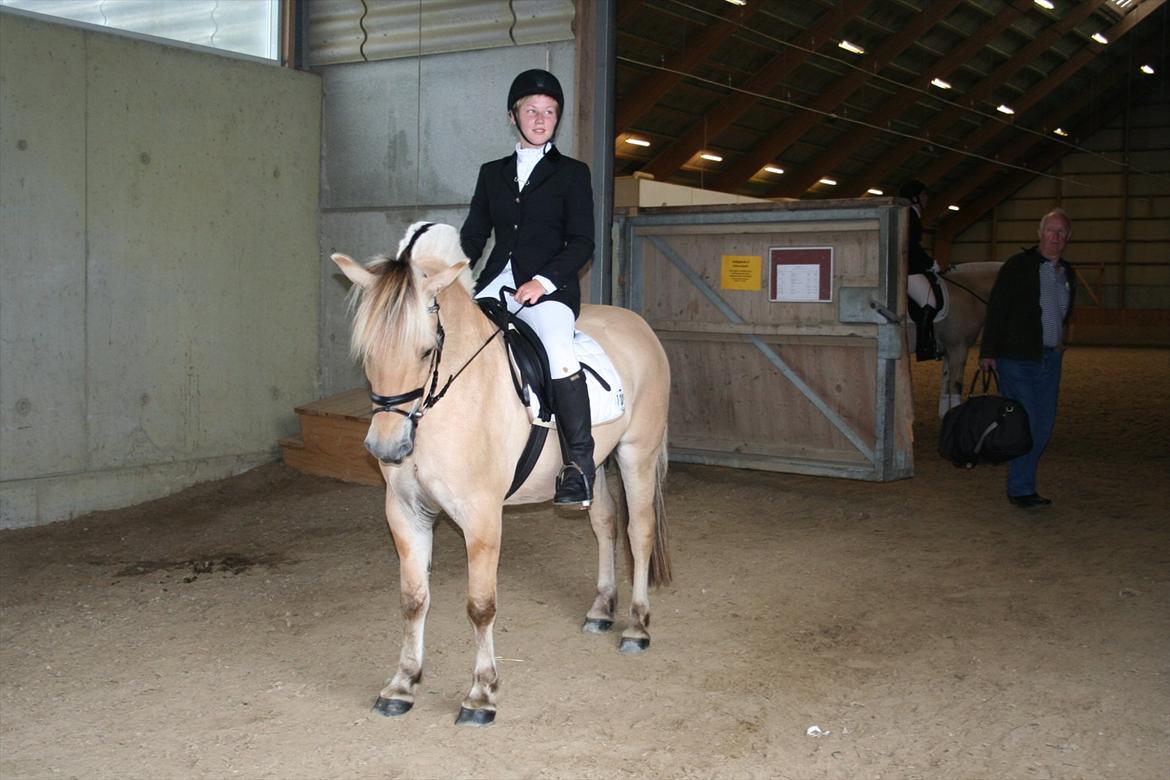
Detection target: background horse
<box><xmin>331</xmin><ymin>223</ymin><xmax>672</xmax><ymax>726</ymax></box>
<box><xmin>911</xmin><ymin>262</ymin><xmax>1002</xmax><ymax>417</ymax></box>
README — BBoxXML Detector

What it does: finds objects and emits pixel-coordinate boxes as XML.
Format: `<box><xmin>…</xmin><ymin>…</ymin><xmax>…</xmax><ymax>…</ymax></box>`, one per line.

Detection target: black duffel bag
<box><xmin>939</xmin><ymin>369</ymin><xmax>1033</xmax><ymax>468</ymax></box>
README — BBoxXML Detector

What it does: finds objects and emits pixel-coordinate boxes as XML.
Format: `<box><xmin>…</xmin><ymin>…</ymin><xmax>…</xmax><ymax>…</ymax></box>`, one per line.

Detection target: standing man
<box><xmin>979</xmin><ymin>208</ymin><xmax>1077</xmax><ymax>508</ymax></box>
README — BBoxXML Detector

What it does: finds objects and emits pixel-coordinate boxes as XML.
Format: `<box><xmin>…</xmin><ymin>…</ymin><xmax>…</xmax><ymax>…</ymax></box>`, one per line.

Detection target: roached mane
<box><xmin>346</xmin><ymin>222</ymin><xmax>473</xmax><ymax>365</ymax></box>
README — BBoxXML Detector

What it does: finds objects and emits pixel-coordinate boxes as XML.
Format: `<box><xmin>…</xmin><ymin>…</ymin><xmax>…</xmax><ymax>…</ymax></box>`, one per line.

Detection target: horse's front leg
<box><xmin>454</xmin><ymin>506</ymin><xmax>503</xmax><ymax>726</ymax></box>
<box><xmin>372</xmin><ymin>492</ymin><xmax>434</xmax><ymax>717</ymax></box>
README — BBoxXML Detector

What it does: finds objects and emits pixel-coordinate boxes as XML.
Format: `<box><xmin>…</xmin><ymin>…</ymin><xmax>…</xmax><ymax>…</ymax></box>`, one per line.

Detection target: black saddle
<box><xmin>475</xmin><ymin>293</ymin><xmax>611</xmax><ymax>500</ymax></box>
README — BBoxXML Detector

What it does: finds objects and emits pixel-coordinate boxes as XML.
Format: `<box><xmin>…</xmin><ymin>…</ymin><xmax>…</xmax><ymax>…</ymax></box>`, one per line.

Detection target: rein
<box><xmin>940</xmin><ymin>271</ymin><xmax>990</xmax><ymax>305</ymax></box>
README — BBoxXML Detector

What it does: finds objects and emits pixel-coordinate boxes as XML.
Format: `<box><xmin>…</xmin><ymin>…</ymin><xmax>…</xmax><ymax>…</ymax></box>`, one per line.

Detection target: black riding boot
<box><xmin>916</xmin><ymin>305</ymin><xmax>940</xmax><ymax>361</ymax></box>
<box><xmin>551</xmin><ymin>369</ymin><xmax>595</xmax><ymax>508</ymax></box>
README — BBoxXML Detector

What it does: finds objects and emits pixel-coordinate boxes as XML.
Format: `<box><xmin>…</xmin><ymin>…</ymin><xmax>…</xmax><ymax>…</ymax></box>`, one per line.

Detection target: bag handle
<box><xmin>967</xmin><ymin>367</ymin><xmax>1001</xmax><ymax>397</ymax></box>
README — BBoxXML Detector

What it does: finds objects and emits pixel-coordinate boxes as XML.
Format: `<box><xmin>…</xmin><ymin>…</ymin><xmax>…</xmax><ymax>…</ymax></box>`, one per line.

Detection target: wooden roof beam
<box><xmin>710</xmin><ymin>0</ymin><xmax>961</xmax><ymax>192</ymax></box>
<box><xmin>614</xmin><ymin>3</ymin><xmax>761</xmax><ymax>134</ymax></box>
<box><xmin>920</xmin><ymin>48</ymin><xmax>1141</xmax><ymax>223</ymax></box>
<box><xmin>916</xmin><ymin>0</ymin><xmax>1164</xmax><ymax>189</ymax></box>
<box><xmin>636</xmin><ymin>0</ymin><xmax>872</xmax><ymax>183</ymax></box>
<box><xmin>931</xmin><ymin>83</ymin><xmax>1144</xmax><ymax>258</ymax></box>
<box><xmin>772</xmin><ymin>0</ymin><xmax>1034</xmax><ymax>198</ymax></box>
<box><xmin>841</xmin><ymin>0</ymin><xmax>1108</xmax><ymax>197</ymax></box>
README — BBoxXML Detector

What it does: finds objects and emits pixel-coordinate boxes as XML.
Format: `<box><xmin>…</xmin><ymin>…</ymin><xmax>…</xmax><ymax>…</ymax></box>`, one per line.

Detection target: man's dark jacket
<box><xmin>460</xmin><ymin>146</ymin><xmax>594</xmax><ymax>316</ymax></box>
<box><xmin>980</xmin><ymin>246</ymin><xmax>1077</xmax><ymax>361</ymax></box>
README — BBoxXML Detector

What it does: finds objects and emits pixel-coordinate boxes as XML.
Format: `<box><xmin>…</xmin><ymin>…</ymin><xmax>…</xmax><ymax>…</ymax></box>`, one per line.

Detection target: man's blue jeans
<box><xmin>995</xmin><ymin>348</ymin><xmax>1063</xmax><ymax>497</ymax></box>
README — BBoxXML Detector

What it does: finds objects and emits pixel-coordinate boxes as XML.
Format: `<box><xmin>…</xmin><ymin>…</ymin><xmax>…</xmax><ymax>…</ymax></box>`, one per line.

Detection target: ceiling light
<box><xmin>625</xmin><ymin>138</ymin><xmax>650</xmax><ymax>147</ymax></box>
<box><xmin>838</xmin><ymin>40</ymin><xmax>865</xmax><ymax>55</ymax></box>
<box><xmin>947</xmin><ymin>205</ymin><xmax>960</xmax><ymax>212</ymax></box>
<box><xmin>764</xmin><ymin>165</ymin><xmax>785</xmax><ymax>175</ymax></box>
<box><xmin>996</xmin><ymin>104</ymin><xmax>1015</xmax><ymax>115</ymax></box>
<box><xmin>1140</xmin><ymin>64</ymin><xmax>1155</xmax><ymax>75</ymax></box>
<box><xmin>867</xmin><ymin>188</ymin><xmax>884</xmax><ymax>196</ymax></box>
<box><xmin>930</xmin><ymin>78</ymin><xmax>952</xmax><ymax>90</ymax></box>
<box><xmin>818</xmin><ymin>177</ymin><xmax>838</xmax><ymax>186</ymax></box>
<box><xmin>700</xmin><ymin>152</ymin><xmax>723</xmax><ymax>162</ymax></box>
<box><xmin>1054</xmin><ymin>127</ymin><xmax>1068</xmax><ymax>137</ymax></box>
<box><xmin>724</xmin><ymin>0</ymin><xmax>748</xmax><ymax>5</ymax></box>
<box><xmin>1034</xmin><ymin>0</ymin><xmax>1054</xmax><ymax>9</ymax></box>
<box><xmin>1091</xmin><ymin>32</ymin><xmax>1108</xmax><ymax>44</ymax></box>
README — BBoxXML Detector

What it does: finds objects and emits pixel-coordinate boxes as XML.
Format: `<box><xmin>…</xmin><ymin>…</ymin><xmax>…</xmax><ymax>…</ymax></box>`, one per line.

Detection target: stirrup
<box><xmin>554</xmin><ymin>463</ymin><xmax>592</xmax><ymax>508</ymax></box>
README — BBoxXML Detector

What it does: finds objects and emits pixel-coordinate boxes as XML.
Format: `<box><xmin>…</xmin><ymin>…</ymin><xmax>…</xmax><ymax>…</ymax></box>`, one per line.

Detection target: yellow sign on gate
<box><xmin>720</xmin><ymin>255</ymin><xmax>762</xmax><ymax>291</ymax></box>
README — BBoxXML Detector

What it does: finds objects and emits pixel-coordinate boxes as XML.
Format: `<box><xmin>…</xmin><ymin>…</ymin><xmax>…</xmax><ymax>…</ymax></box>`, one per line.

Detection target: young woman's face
<box><xmin>513</xmin><ymin>94</ymin><xmax>559</xmax><ymax>148</ymax></box>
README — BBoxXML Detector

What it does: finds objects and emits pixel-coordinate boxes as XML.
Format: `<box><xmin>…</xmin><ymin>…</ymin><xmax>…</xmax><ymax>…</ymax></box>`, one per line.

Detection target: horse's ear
<box><xmin>416</xmin><ymin>256</ymin><xmax>470</xmax><ymax>299</ymax></box>
<box><xmin>331</xmin><ymin>253</ymin><xmax>374</xmax><ymax>289</ymax></box>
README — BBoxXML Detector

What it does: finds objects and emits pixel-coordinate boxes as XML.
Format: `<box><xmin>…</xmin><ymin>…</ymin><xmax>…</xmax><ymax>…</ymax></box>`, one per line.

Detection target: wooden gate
<box><xmin>618</xmin><ymin>201</ymin><xmax>914</xmax><ymax>481</ymax></box>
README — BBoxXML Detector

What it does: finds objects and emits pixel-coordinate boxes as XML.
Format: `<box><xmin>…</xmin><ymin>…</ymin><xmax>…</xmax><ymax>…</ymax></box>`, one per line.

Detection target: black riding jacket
<box><xmin>460</xmin><ymin>145</ymin><xmax>594</xmax><ymax>316</ymax></box>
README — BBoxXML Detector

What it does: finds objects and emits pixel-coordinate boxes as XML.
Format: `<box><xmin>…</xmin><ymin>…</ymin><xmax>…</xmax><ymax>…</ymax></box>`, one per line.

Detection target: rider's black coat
<box><xmin>460</xmin><ymin>145</ymin><xmax>595</xmax><ymax>316</ymax></box>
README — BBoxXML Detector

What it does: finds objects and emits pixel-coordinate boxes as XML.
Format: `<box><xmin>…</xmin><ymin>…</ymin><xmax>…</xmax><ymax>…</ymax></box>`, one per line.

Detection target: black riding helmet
<box><xmin>507</xmin><ymin>69</ymin><xmax>564</xmax><ymax>146</ymax></box>
<box><xmin>899</xmin><ymin>179</ymin><xmax>926</xmax><ymax>204</ymax></box>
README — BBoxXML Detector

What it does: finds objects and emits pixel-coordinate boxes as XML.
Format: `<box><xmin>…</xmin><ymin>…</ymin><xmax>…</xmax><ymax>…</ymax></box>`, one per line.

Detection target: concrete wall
<box><xmin>317</xmin><ymin>42</ymin><xmax>578</xmax><ymax>395</ymax></box>
<box><xmin>0</xmin><ymin>11</ymin><xmax>322</xmax><ymax>528</ymax></box>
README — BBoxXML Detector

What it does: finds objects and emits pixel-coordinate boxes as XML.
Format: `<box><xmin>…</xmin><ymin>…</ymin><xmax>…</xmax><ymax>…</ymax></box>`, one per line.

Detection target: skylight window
<box><xmin>0</xmin><ymin>0</ymin><xmax>281</xmax><ymax>60</ymax></box>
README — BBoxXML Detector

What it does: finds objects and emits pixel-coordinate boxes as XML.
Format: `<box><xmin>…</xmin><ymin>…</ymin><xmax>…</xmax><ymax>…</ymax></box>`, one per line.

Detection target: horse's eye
<box><xmin>421</xmin><ymin>347</ymin><xmax>434</xmax><ymax>360</ymax></box>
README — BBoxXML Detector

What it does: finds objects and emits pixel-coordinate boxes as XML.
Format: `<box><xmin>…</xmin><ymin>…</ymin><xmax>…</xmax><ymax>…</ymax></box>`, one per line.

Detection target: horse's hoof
<box><xmin>582</xmin><ymin>618</ymin><xmax>613</xmax><ymax>634</ymax></box>
<box><xmin>619</xmin><ymin>636</ymin><xmax>650</xmax><ymax>654</ymax></box>
<box><xmin>455</xmin><ymin>706</ymin><xmax>496</xmax><ymax>726</ymax></box>
<box><xmin>372</xmin><ymin>697</ymin><xmax>413</xmax><ymax>717</ymax></box>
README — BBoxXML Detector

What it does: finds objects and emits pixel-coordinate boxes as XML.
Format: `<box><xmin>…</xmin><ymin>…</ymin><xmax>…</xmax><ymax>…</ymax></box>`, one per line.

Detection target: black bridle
<box><xmin>368</xmin><ymin>293</ymin><xmax>512</xmax><ymax>433</ymax></box>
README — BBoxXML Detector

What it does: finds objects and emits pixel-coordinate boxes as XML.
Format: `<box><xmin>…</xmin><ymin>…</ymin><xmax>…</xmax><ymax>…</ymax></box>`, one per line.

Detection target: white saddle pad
<box><xmin>527</xmin><ymin>331</ymin><xmax>625</xmax><ymax>427</ymax></box>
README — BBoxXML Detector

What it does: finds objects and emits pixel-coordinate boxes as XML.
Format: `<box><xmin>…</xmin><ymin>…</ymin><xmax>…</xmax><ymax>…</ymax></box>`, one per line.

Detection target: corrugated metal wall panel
<box><xmin>306</xmin><ymin>0</ymin><xmax>574</xmax><ymax>66</ymax></box>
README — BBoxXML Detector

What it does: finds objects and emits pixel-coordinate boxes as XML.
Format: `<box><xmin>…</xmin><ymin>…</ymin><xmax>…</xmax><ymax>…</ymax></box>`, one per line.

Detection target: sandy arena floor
<box><xmin>1</xmin><ymin>346</ymin><xmax>1167</xmax><ymax>779</ymax></box>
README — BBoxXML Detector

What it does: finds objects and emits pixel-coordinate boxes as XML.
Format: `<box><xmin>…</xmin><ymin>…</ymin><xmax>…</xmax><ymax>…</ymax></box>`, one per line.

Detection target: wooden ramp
<box><xmin>279</xmin><ymin>389</ymin><xmax>383</xmax><ymax>486</ymax></box>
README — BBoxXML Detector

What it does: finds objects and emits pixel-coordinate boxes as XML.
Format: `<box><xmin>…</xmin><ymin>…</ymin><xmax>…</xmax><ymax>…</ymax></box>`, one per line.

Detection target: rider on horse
<box><xmin>900</xmin><ymin>179</ymin><xmax>944</xmax><ymax>361</ymax></box>
<box><xmin>459</xmin><ymin>69</ymin><xmax>597</xmax><ymax>507</ymax></box>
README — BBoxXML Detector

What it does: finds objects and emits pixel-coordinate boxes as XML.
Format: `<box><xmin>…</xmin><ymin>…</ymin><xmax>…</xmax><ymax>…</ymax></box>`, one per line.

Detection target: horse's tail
<box><xmin>610</xmin><ymin>427</ymin><xmax>673</xmax><ymax>588</ymax></box>
<box><xmin>648</xmin><ymin>429</ymin><xmax>673</xmax><ymax>587</ymax></box>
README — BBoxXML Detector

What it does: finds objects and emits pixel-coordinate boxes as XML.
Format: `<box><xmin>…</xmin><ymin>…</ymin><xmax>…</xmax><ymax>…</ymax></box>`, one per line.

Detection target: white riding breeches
<box><xmin>477</xmin><ymin>264</ymin><xmax>580</xmax><ymax>379</ymax></box>
<box><xmin>908</xmin><ymin>272</ymin><xmax>938</xmax><ymax>310</ymax></box>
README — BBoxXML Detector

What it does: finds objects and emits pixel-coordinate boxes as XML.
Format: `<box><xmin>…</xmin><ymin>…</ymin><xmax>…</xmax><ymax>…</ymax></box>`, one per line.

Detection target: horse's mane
<box><xmin>347</xmin><ymin>222</ymin><xmax>474</xmax><ymax>364</ymax></box>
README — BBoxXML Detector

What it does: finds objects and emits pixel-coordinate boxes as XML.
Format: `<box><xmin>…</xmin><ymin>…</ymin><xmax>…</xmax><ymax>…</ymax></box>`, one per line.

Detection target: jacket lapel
<box><xmin>501</xmin><ymin>153</ymin><xmax>520</xmax><ymax>196</ymax></box>
<box><xmin>523</xmin><ymin>146</ymin><xmax>562</xmax><ymax>193</ymax></box>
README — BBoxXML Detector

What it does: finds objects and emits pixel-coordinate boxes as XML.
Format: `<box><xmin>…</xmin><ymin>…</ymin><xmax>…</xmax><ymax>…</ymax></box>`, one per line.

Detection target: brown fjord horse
<box><xmin>910</xmin><ymin>262</ymin><xmax>1003</xmax><ymax>417</ymax></box>
<box><xmin>331</xmin><ymin>223</ymin><xmax>672</xmax><ymax>726</ymax></box>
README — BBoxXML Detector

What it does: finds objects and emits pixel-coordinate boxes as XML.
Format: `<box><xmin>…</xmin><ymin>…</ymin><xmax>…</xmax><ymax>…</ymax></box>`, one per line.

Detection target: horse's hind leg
<box><xmin>583</xmin><ymin>463</ymin><xmax>618</xmax><ymax>633</ymax></box>
<box><xmin>614</xmin><ymin>440</ymin><xmax>665</xmax><ymax>654</ymax></box>
<box><xmin>373</xmin><ymin>495</ymin><xmax>434</xmax><ymax>717</ymax></box>
<box><xmin>455</xmin><ymin>506</ymin><xmax>503</xmax><ymax>726</ymax></box>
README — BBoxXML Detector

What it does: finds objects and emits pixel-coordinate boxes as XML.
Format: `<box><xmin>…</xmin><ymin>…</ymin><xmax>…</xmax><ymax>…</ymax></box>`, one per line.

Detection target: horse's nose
<box><xmin>365</xmin><ymin>427</ymin><xmax>414</xmax><ymax>465</ymax></box>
